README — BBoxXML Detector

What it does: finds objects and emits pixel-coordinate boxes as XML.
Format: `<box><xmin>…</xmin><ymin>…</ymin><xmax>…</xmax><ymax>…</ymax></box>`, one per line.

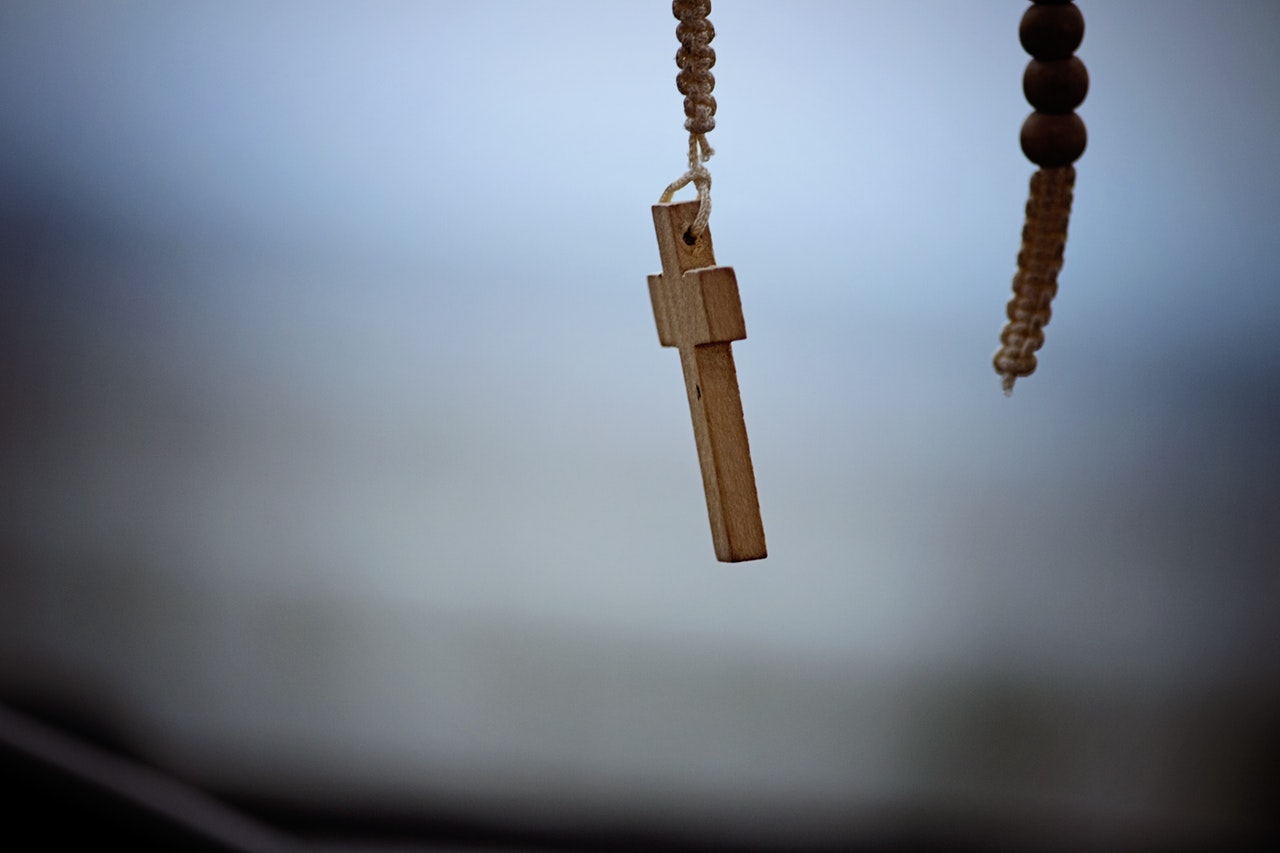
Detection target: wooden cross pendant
<box><xmin>648</xmin><ymin>201</ymin><xmax>766</xmax><ymax>562</ymax></box>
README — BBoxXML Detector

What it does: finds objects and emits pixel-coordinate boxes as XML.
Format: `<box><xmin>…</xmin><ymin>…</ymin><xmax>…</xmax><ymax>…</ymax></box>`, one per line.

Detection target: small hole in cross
<box><xmin>683</xmin><ymin>228</ymin><xmax>697</xmax><ymax>246</ymax></box>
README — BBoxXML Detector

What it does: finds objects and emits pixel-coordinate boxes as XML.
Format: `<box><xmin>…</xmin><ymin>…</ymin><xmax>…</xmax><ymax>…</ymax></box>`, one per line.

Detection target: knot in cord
<box><xmin>674</xmin><ymin>0</ymin><xmax>716</xmax><ymax>136</ymax></box>
<box><xmin>661</xmin><ymin>0</ymin><xmax>717</xmax><ymax>240</ymax></box>
<box><xmin>659</xmin><ymin>132</ymin><xmax>714</xmax><ymax>238</ymax></box>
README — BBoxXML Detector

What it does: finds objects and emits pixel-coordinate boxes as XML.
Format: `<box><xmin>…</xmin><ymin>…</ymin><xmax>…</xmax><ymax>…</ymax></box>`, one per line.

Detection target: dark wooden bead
<box><xmin>1020</xmin><ymin>3</ymin><xmax>1084</xmax><ymax>60</ymax></box>
<box><xmin>1021</xmin><ymin>111</ymin><xmax>1087</xmax><ymax>167</ymax></box>
<box><xmin>1024</xmin><ymin>57</ymin><xmax>1089</xmax><ymax>113</ymax></box>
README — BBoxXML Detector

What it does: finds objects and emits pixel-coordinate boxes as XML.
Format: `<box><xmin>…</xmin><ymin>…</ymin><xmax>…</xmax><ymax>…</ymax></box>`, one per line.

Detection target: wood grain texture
<box><xmin>649</xmin><ymin>201</ymin><xmax>766</xmax><ymax>562</ymax></box>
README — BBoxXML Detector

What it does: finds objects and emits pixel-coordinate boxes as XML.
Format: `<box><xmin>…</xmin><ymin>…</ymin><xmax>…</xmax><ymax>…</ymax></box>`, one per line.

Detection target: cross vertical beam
<box><xmin>648</xmin><ymin>201</ymin><xmax>766</xmax><ymax>562</ymax></box>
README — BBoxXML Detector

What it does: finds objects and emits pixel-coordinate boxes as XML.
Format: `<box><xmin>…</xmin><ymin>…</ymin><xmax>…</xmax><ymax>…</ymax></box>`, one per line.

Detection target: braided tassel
<box><xmin>994</xmin><ymin>1</ymin><xmax>1088</xmax><ymax>393</ymax></box>
<box><xmin>995</xmin><ymin>166</ymin><xmax>1075</xmax><ymax>393</ymax></box>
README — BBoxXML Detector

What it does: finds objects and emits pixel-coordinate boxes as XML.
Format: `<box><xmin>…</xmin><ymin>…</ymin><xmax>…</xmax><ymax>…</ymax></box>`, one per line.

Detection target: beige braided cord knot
<box><xmin>674</xmin><ymin>0</ymin><xmax>716</xmax><ymax>136</ymax></box>
<box><xmin>660</xmin><ymin>0</ymin><xmax>717</xmax><ymax>240</ymax></box>
<box><xmin>994</xmin><ymin>166</ymin><xmax>1076</xmax><ymax>394</ymax></box>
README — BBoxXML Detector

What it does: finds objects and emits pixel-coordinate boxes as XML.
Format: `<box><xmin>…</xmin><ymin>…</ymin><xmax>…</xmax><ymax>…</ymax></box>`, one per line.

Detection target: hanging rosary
<box><xmin>647</xmin><ymin>0</ymin><xmax>767</xmax><ymax>563</ymax></box>
<box><xmin>994</xmin><ymin>1</ymin><xmax>1088</xmax><ymax>393</ymax></box>
<box><xmin>645</xmin><ymin>2</ymin><xmax>1087</xmax><ymax>559</ymax></box>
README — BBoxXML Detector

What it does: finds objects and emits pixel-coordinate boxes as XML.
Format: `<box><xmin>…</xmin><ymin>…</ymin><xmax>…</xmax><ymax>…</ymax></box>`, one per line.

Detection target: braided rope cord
<box><xmin>993</xmin><ymin>166</ymin><xmax>1075</xmax><ymax>394</ymax></box>
<box><xmin>659</xmin><ymin>0</ymin><xmax>717</xmax><ymax>239</ymax></box>
<box><xmin>995</xmin><ymin>1</ymin><xmax>1088</xmax><ymax>393</ymax></box>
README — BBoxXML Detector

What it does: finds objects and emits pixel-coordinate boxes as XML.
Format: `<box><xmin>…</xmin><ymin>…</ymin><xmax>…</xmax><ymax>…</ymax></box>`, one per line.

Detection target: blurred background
<box><xmin>2</xmin><ymin>1</ymin><xmax>1278</xmax><ymax>849</ymax></box>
